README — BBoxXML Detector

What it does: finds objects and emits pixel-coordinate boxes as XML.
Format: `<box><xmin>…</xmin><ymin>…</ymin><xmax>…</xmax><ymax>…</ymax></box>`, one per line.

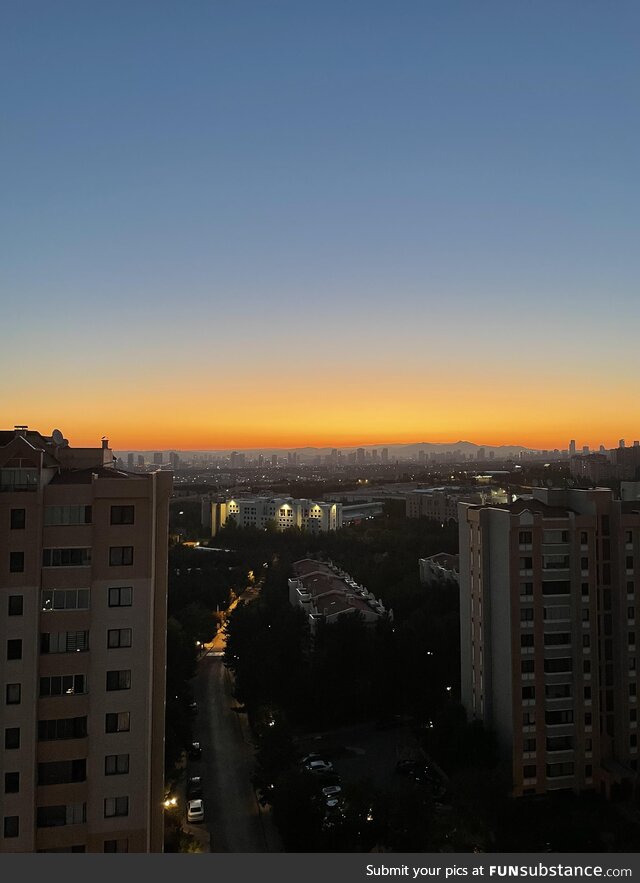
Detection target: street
<box><xmin>189</xmin><ymin>653</ymin><xmax>281</xmax><ymax>852</ymax></box>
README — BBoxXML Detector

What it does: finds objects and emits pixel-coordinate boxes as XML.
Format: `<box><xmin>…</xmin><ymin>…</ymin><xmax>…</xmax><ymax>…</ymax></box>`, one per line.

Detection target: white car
<box><xmin>187</xmin><ymin>798</ymin><xmax>204</xmax><ymax>823</ymax></box>
<box><xmin>305</xmin><ymin>759</ymin><xmax>333</xmax><ymax>774</ymax></box>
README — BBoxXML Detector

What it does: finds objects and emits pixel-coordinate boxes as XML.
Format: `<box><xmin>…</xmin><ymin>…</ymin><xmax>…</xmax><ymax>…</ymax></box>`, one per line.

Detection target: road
<box><xmin>190</xmin><ymin>653</ymin><xmax>281</xmax><ymax>852</ymax></box>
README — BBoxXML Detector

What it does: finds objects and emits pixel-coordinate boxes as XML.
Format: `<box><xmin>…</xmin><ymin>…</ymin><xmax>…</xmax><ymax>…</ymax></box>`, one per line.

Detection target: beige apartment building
<box><xmin>0</xmin><ymin>427</ymin><xmax>172</xmax><ymax>852</ymax></box>
<box><xmin>459</xmin><ymin>487</ymin><xmax>640</xmax><ymax>800</ymax></box>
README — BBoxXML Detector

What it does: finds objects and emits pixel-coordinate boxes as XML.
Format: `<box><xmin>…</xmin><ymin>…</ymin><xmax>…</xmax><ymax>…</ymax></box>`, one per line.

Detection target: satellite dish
<box><xmin>51</xmin><ymin>429</ymin><xmax>64</xmax><ymax>445</ymax></box>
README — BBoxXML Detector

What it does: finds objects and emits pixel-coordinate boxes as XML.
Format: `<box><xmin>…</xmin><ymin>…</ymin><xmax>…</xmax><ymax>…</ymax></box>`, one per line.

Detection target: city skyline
<box><xmin>2</xmin><ymin>1</ymin><xmax>639</xmax><ymax>450</ymax></box>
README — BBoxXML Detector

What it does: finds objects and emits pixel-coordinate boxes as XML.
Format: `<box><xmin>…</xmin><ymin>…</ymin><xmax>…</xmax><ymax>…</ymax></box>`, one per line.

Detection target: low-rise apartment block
<box><xmin>208</xmin><ymin>496</ymin><xmax>342</xmax><ymax>536</ymax></box>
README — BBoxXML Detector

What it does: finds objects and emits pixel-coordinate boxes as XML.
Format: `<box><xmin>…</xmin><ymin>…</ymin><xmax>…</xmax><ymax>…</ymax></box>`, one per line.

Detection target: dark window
<box><xmin>109</xmin><ymin>547</ymin><xmax>133</xmax><ymax>567</ymax></box>
<box><xmin>544</xmin><ymin>658</ymin><xmax>572</xmax><ymax>674</ymax></box>
<box><xmin>519</xmin><ymin>531</ymin><xmax>532</xmax><ymax>544</ymax></box>
<box><xmin>546</xmin><ymin>736</ymin><xmax>572</xmax><ymax>752</ymax></box>
<box><xmin>38</xmin><ymin>759</ymin><xmax>86</xmax><ymax>786</ymax></box>
<box><xmin>522</xmin><ymin>686</ymin><xmax>535</xmax><ymax>700</ymax></box>
<box><xmin>38</xmin><ymin>717</ymin><xmax>87</xmax><ymax>741</ymax></box>
<box><xmin>4</xmin><ymin>772</ymin><xmax>19</xmax><ymax>794</ymax></box>
<box><xmin>545</xmin><ymin>709</ymin><xmax>574</xmax><ymax>725</ymax></box>
<box><xmin>581</xmin><ymin>583</ymin><xmax>589</xmax><ymax>597</ymax></box>
<box><xmin>583</xmin><ymin>634</ymin><xmax>591</xmax><ymax>648</ymax></box>
<box><xmin>7</xmin><ymin>639</ymin><xmax>22</xmax><ymax>660</ymax></box>
<box><xmin>40</xmin><ymin>631</ymin><xmax>89</xmax><ymax>654</ymax></box>
<box><xmin>104</xmin><ymin>839</ymin><xmax>128</xmax><ymax>853</ymax></box>
<box><xmin>106</xmin><ymin>670</ymin><xmax>131</xmax><ymax>691</ymax></box>
<box><xmin>10</xmin><ymin>509</ymin><xmax>25</xmax><ymax>530</ymax></box>
<box><xmin>601</xmin><ymin>515</ymin><xmax>610</xmax><ymax>536</ymax></box>
<box><xmin>545</xmin><ymin>684</ymin><xmax>571</xmax><ymax>699</ymax></box>
<box><xmin>6</xmin><ymin>684</ymin><xmax>21</xmax><ymax>705</ymax></box>
<box><xmin>523</xmin><ymin>738</ymin><xmax>536</xmax><ymax>752</ymax></box>
<box><xmin>521</xmin><ymin>659</ymin><xmax>535</xmax><ymax>674</ymax></box>
<box><xmin>105</xmin><ymin>754</ymin><xmax>129</xmax><ymax>775</ymax></box>
<box><xmin>546</xmin><ymin>762</ymin><xmax>575</xmax><ymax>778</ymax></box>
<box><xmin>523</xmin><ymin>764</ymin><xmax>536</xmax><ymax>778</ymax></box>
<box><xmin>110</xmin><ymin>506</ymin><xmax>134</xmax><ymax>525</ymax></box>
<box><xmin>583</xmin><ymin>660</ymin><xmax>591</xmax><ymax>674</ymax></box>
<box><xmin>4</xmin><ymin>816</ymin><xmax>19</xmax><ymax>838</ymax></box>
<box><xmin>42</xmin><ymin>548</ymin><xmax>91</xmax><ymax>567</ymax></box>
<box><xmin>104</xmin><ymin>796</ymin><xmax>128</xmax><ymax>818</ymax></box>
<box><xmin>544</xmin><ymin>632</ymin><xmax>571</xmax><ymax>646</ymax></box>
<box><xmin>9</xmin><ymin>552</ymin><xmax>24</xmax><ymax>573</ymax></box>
<box><xmin>108</xmin><ymin>586</ymin><xmax>132</xmax><ymax>607</ymax></box>
<box><xmin>36</xmin><ymin>804</ymin><xmax>86</xmax><ymax>828</ymax></box>
<box><xmin>4</xmin><ymin>728</ymin><xmax>19</xmax><ymax>749</ymax></box>
<box><xmin>520</xmin><ymin>634</ymin><xmax>534</xmax><ymax>647</ymax></box>
<box><xmin>107</xmin><ymin>629</ymin><xmax>132</xmax><ymax>649</ymax></box>
<box><xmin>542</xmin><ymin>581</ymin><xmax>571</xmax><ymax>595</ymax></box>
<box><xmin>8</xmin><ymin>595</ymin><xmax>23</xmax><ymax>616</ymax></box>
<box><xmin>105</xmin><ymin>712</ymin><xmax>130</xmax><ymax>733</ymax></box>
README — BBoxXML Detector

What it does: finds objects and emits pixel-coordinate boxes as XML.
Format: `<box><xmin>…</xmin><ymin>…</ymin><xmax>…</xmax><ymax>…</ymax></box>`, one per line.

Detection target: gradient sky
<box><xmin>2</xmin><ymin>1</ymin><xmax>639</xmax><ymax>450</ymax></box>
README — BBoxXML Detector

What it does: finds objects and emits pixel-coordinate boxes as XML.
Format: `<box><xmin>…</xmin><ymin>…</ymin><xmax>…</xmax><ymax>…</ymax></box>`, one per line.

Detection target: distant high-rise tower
<box><xmin>620</xmin><ymin>439</ymin><xmax>626</xmax><ymax>449</ymax></box>
<box><xmin>137</xmin><ymin>454</ymin><xmax>145</xmax><ymax>467</ymax></box>
<box><xmin>477</xmin><ymin>447</ymin><xmax>486</xmax><ymax>461</ymax></box>
<box><xmin>381</xmin><ymin>448</ymin><xmax>389</xmax><ymax>463</ymax></box>
<box><xmin>569</xmin><ymin>440</ymin><xmax>576</xmax><ymax>456</ymax></box>
<box><xmin>126</xmin><ymin>453</ymin><xmax>134</xmax><ymax>470</ymax></box>
<box><xmin>169</xmin><ymin>451</ymin><xmax>180</xmax><ymax>470</ymax></box>
<box><xmin>153</xmin><ymin>452</ymin><xmax>163</xmax><ymax>466</ymax></box>
<box><xmin>356</xmin><ymin>448</ymin><xmax>365</xmax><ymax>465</ymax></box>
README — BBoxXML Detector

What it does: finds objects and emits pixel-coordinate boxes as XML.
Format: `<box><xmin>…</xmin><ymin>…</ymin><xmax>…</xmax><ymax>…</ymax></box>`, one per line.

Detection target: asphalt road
<box><xmin>191</xmin><ymin>654</ymin><xmax>281</xmax><ymax>852</ymax></box>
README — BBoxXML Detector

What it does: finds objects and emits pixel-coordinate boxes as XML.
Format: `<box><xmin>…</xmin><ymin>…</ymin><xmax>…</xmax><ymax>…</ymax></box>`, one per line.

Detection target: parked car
<box><xmin>188</xmin><ymin>741</ymin><xmax>202</xmax><ymax>760</ymax></box>
<box><xmin>187</xmin><ymin>776</ymin><xmax>203</xmax><ymax>799</ymax></box>
<box><xmin>322</xmin><ymin>785</ymin><xmax>342</xmax><ymax>798</ymax></box>
<box><xmin>186</xmin><ymin>798</ymin><xmax>205</xmax><ymax>823</ymax></box>
<box><xmin>305</xmin><ymin>759</ymin><xmax>333</xmax><ymax>774</ymax></box>
<box><xmin>300</xmin><ymin>753</ymin><xmax>323</xmax><ymax>766</ymax></box>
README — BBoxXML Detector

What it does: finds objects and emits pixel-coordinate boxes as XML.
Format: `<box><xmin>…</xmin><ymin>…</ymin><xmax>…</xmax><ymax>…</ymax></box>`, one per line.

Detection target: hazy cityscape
<box><xmin>2</xmin><ymin>0</ymin><xmax>639</xmax><ymax>865</ymax></box>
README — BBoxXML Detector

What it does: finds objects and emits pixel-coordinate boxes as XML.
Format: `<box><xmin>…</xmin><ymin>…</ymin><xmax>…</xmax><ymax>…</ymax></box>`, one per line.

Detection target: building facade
<box><xmin>0</xmin><ymin>427</ymin><xmax>172</xmax><ymax>852</ymax></box>
<box><xmin>208</xmin><ymin>496</ymin><xmax>342</xmax><ymax>536</ymax></box>
<box><xmin>459</xmin><ymin>488</ymin><xmax>640</xmax><ymax>799</ymax></box>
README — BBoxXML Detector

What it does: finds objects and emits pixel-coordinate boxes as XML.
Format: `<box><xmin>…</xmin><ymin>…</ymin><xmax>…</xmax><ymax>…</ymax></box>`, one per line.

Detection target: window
<box><xmin>547</xmin><ymin>762</ymin><xmax>574</xmax><ymax>778</ymax></box>
<box><xmin>41</xmin><ymin>589</ymin><xmax>89</xmax><ymax>612</ymax></box>
<box><xmin>521</xmin><ymin>659</ymin><xmax>535</xmax><ymax>674</ymax></box>
<box><xmin>104</xmin><ymin>839</ymin><xmax>128</xmax><ymax>853</ymax></box>
<box><xmin>109</xmin><ymin>546</ymin><xmax>133</xmax><ymax>566</ymax></box>
<box><xmin>627</xmin><ymin>556</ymin><xmax>635</xmax><ymax>571</ymax></box>
<box><xmin>40</xmin><ymin>631</ymin><xmax>89</xmax><ymax>653</ymax></box>
<box><xmin>104</xmin><ymin>796</ymin><xmax>129</xmax><ymax>818</ymax></box>
<box><xmin>630</xmin><ymin>632</ymin><xmax>637</xmax><ymax>646</ymax></box>
<box><xmin>42</xmin><ymin>548</ymin><xmax>91</xmax><ymax>567</ymax></box>
<box><xmin>542</xmin><ymin>580</ymin><xmax>571</xmax><ymax>595</ymax></box>
<box><xmin>544</xmin><ymin>658</ymin><xmax>572</xmax><ymax>673</ymax></box>
<box><xmin>584</xmin><ymin>686</ymin><xmax>592</xmax><ymax>700</ymax></box>
<box><xmin>522</xmin><ymin>686</ymin><xmax>535</xmax><ymax>700</ymax></box>
<box><xmin>583</xmin><ymin>634</ymin><xmax>591</xmax><ymax>648</ymax></box>
<box><xmin>546</xmin><ymin>736</ymin><xmax>572</xmax><ymax>751</ymax></box>
<box><xmin>519</xmin><ymin>531</ymin><xmax>532</xmax><ymax>545</ymax></box>
<box><xmin>582</xmin><ymin>609</ymin><xmax>590</xmax><ymax>622</ymax></box>
<box><xmin>544</xmin><ymin>633</ymin><xmax>571</xmax><ymax>646</ymax></box>
<box><xmin>6</xmin><ymin>639</ymin><xmax>22</xmax><ymax>661</ymax></box>
<box><xmin>523</xmin><ymin>711</ymin><xmax>535</xmax><ymax>726</ymax></box>
<box><xmin>520</xmin><ymin>557</ymin><xmax>533</xmax><ymax>570</ymax></box>
<box><xmin>4</xmin><ymin>816</ymin><xmax>19</xmax><ymax>838</ymax></box>
<box><xmin>584</xmin><ymin>660</ymin><xmax>591</xmax><ymax>674</ymax></box>
<box><xmin>105</xmin><ymin>712</ymin><xmax>130</xmax><ymax>733</ymax></box>
<box><xmin>38</xmin><ymin>759</ymin><xmax>86</xmax><ymax>786</ymax></box>
<box><xmin>37</xmin><ymin>804</ymin><xmax>86</xmax><ymax>828</ymax></box>
<box><xmin>580</xmin><ymin>531</ymin><xmax>588</xmax><ymax>545</ymax></box>
<box><xmin>106</xmin><ymin>670</ymin><xmax>131</xmax><ymax>691</ymax></box>
<box><xmin>585</xmin><ymin>712</ymin><xmax>592</xmax><ymax>726</ymax></box>
<box><xmin>545</xmin><ymin>684</ymin><xmax>572</xmax><ymax>699</ymax></box>
<box><xmin>5</xmin><ymin>728</ymin><xmax>19</xmax><ymax>749</ymax></box>
<box><xmin>9</xmin><ymin>552</ymin><xmax>24</xmax><ymax>573</ymax></box>
<box><xmin>4</xmin><ymin>772</ymin><xmax>19</xmax><ymax>794</ymax></box>
<box><xmin>105</xmin><ymin>754</ymin><xmax>129</xmax><ymax>775</ymax></box>
<box><xmin>544</xmin><ymin>555</ymin><xmax>570</xmax><ymax>570</ymax></box>
<box><xmin>545</xmin><ymin>709</ymin><xmax>574</xmax><ymax>725</ymax></box>
<box><xmin>523</xmin><ymin>764</ymin><xmax>537</xmax><ymax>778</ymax></box>
<box><xmin>10</xmin><ymin>509</ymin><xmax>25</xmax><ymax>530</ymax></box>
<box><xmin>6</xmin><ymin>684</ymin><xmax>21</xmax><ymax>705</ymax></box>
<box><xmin>110</xmin><ymin>506</ymin><xmax>134</xmax><ymax>525</ymax></box>
<box><xmin>44</xmin><ymin>506</ymin><xmax>91</xmax><ymax>526</ymax></box>
<box><xmin>108</xmin><ymin>586</ymin><xmax>132</xmax><ymax>607</ymax></box>
<box><xmin>581</xmin><ymin>583</ymin><xmax>589</xmax><ymax>597</ymax></box>
<box><xmin>107</xmin><ymin>629</ymin><xmax>132</xmax><ymax>649</ymax></box>
<box><xmin>38</xmin><ymin>717</ymin><xmax>87</xmax><ymax>741</ymax></box>
<box><xmin>8</xmin><ymin>596</ymin><xmax>23</xmax><ymax>616</ymax></box>
<box><xmin>543</xmin><ymin>530</ymin><xmax>569</xmax><ymax>544</ymax></box>
<box><xmin>520</xmin><ymin>582</ymin><xmax>534</xmax><ymax>596</ymax></box>
<box><xmin>39</xmin><ymin>674</ymin><xmax>87</xmax><ymax>697</ymax></box>
<box><xmin>523</xmin><ymin>738</ymin><xmax>536</xmax><ymax>752</ymax></box>
<box><xmin>521</xmin><ymin>608</ymin><xmax>534</xmax><ymax>622</ymax></box>
<box><xmin>544</xmin><ymin>606</ymin><xmax>570</xmax><ymax>621</ymax></box>
<box><xmin>521</xmin><ymin>634</ymin><xmax>534</xmax><ymax>648</ymax></box>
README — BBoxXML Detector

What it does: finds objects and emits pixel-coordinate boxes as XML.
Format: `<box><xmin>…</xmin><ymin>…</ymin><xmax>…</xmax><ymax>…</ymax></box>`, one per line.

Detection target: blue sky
<box><xmin>2</xmin><ymin>1</ymin><xmax>639</xmax><ymax>447</ymax></box>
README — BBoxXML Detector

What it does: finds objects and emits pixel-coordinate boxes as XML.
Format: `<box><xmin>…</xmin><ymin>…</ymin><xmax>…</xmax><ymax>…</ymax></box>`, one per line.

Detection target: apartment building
<box><xmin>459</xmin><ymin>487</ymin><xmax>640</xmax><ymax>799</ymax></box>
<box><xmin>208</xmin><ymin>496</ymin><xmax>342</xmax><ymax>536</ymax></box>
<box><xmin>288</xmin><ymin>558</ymin><xmax>391</xmax><ymax>635</ymax></box>
<box><xmin>0</xmin><ymin>427</ymin><xmax>172</xmax><ymax>852</ymax></box>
